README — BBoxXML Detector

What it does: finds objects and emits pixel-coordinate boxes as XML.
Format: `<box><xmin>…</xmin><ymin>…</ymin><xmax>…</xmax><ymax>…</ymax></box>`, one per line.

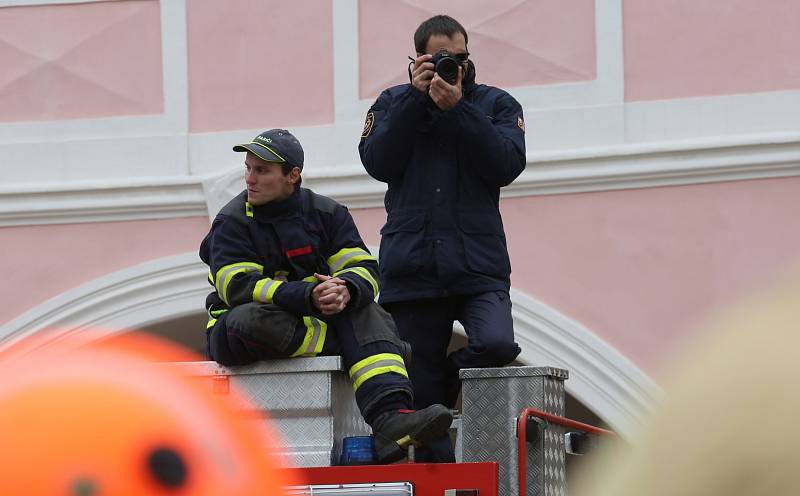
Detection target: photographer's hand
<box><xmin>411</xmin><ymin>54</ymin><xmax>434</xmax><ymax>93</ymax></box>
<box><xmin>429</xmin><ymin>66</ymin><xmax>462</xmax><ymax>111</ymax></box>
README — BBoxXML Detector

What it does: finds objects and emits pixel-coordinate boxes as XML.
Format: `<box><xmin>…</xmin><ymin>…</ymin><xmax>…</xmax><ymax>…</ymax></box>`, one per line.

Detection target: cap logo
<box><xmin>517</xmin><ymin>115</ymin><xmax>525</xmax><ymax>133</ymax></box>
<box><xmin>361</xmin><ymin>112</ymin><xmax>375</xmax><ymax>138</ymax></box>
<box><xmin>256</xmin><ymin>136</ymin><xmax>273</xmax><ymax>143</ymax></box>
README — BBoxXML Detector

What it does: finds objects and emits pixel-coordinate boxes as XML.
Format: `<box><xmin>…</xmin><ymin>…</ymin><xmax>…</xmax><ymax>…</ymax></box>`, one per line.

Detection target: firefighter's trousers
<box><xmin>207</xmin><ymin>301</ymin><xmax>413</xmax><ymax>424</ymax></box>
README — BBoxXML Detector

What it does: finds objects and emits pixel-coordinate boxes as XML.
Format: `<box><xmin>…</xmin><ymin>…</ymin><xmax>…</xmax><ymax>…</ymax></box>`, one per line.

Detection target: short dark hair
<box><xmin>414</xmin><ymin>15</ymin><xmax>468</xmax><ymax>55</ymax></box>
<box><xmin>280</xmin><ymin>163</ymin><xmax>302</xmax><ymax>188</ymax></box>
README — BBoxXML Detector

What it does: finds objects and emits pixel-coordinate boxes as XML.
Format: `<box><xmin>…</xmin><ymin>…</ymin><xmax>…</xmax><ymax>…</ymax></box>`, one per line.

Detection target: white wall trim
<box><xmin>0</xmin><ymin>251</ymin><xmax>660</xmax><ymax>436</ymax></box>
<box><xmin>505</xmin><ymin>0</ymin><xmax>624</xmax><ymax>110</ymax></box>
<box><xmin>0</xmin><ymin>0</ymin><xmax>188</xmax><ymax>139</ymax></box>
<box><xmin>506</xmin><ymin>130</ymin><xmax>800</xmax><ymax>197</ymax></box>
<box><xmin>2</xmin><ymin>131</ymin><xmax>798</xmax><ymax>225</ymax></box>
<box><xmin>0</xmin><ymin>178</ymin><xmax>208</xmax><ymax>226</ymax></box>
<box><xmin>0</xmin><ymin>252</ymin><xmax>208</xmax><ymax>347</ymax></box>
<box><xmin>508</xmin><ymin>289</ymin><xmax>661</xmax><ymax>437</ymax></box>
<box><xmin>307</xmin><ymin>130</ymin><xmax>800</xmax><ymax>208</ymax></box>
<box><xmin>0</xmin><ymin>0</ymin><xmax>191</xmax><ymax>183</ymax></box>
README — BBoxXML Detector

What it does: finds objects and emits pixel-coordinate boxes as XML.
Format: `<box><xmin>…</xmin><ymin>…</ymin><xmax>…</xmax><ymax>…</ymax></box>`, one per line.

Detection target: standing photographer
<box><xmin>359</xmin><ymin>14</ymin><xmax>526</xmax><ymax>462</ymax></box>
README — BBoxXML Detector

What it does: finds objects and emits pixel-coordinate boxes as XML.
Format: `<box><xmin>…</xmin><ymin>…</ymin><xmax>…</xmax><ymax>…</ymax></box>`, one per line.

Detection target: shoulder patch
<box><xmin>361</xmin><ymin>111</ymin><xmax>375</xmax><ymax>138</ymax></box>
<box><xmin>517</xmin><ymin>115</ymin><xmax>525</xmax><ymax>133</ymax></box>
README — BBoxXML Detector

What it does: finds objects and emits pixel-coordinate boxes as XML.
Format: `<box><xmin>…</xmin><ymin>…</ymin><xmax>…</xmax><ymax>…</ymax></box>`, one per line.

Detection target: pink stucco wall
<box><xmin>358</xmin><ymin>0</ymin><xmax>596</xmax><ymax>99</ymax></box>
<box><xmin>2</xmin><ymin>217</ymin><xmax>210</xmax><ymax>325</ymax></box>
<box><xmin>186</xmin><ymin>0</ymin><xmax>334</xmax><ymax>132</ymax></box>
<box><xmin>0</xmin><ymin>1</ymin><xmax>163</xmax><ymax>122</ymax></box>
<box><xmin>624</xmin><ymin>0</ymin><xmax>800</xmax><ymax>101</ymax></box>
<box><xmin>501</xmin><ymin>177</ymin><xmax>800</xmax><ymax>374</ymax></box>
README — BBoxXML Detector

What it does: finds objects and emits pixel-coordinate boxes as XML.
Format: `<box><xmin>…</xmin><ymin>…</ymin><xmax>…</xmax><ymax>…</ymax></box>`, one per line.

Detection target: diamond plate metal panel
<box><xmin>244</xmin><ymin>417</ymin><xmax>333</xmax><ymax>468</ymax></box>
<box><xmin>460</xmin><ymin>366</ymin><xmax>569</xmax><ymax>381</ymax></box>
<box><xmin>542</xmin><ymin>375</ymin><xmax>567</xmax><ymax>496</ymax></box>
<box><xmin>165</xmin><ymin>357</ymin><xmax>363</xmax><ymax>467</ymax></box>
<box><xmin>279</xmin><ymin>450</ymin><xmax>332</xmax><ymax>468</ymax></box>
<box><xmin>234</xmin><ymin>372</ymin><xmax>333</xmax><ymax>411</ymax></box>
<box><xmin>543</xmin><ymin>426</ymin><xmax>567</xmax><ymax>496</ymax></box>
<box><xmin>461</xmin><ymin>366</ymin><xmax>567</xmax><ymax>496</ymax></box>
<box><xmin>167</xmin><ymin>357</ymin><xmax>344</xmax><ymax>376</ymax></box>
<box><xmin>269</xmin><ymin>416</ymin><xmax>332</xmax><ymax>449</ymax></box>
<box><xmin>331</xmin><ymin>368</ymin><xmax>372</xmax><ymax>465</ymax></box>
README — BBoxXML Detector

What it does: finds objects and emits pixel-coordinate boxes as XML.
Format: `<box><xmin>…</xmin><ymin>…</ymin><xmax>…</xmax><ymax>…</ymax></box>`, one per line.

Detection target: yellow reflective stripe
<box><xmin>215</xmin><ymin>262</ymin><xmax>263</xmax><ymax>304</ymax></box>
<box><xmin>249</xmin><ymin>141</ymin><xmax>286</xmax><ymax>162</ymax></box>
<box><xmin>209</xmin><ymin>308</ymin><xmax>228</xmax><ymax>318</ymax></box>
<box><xmin>252</xmin><ymin>278</ymin><xmax>284</xmax><ymax>303</ymax></box>
<box><xmin>245</xmin><ymin>201</ymin><xmax>254</xmax><ymax>218</ymax></box>
<box><xmin>352</xmin><ymin>366</ymin><xmax>408</xmax><ymax>391</ymax></box>
<box><xmin>290</xmin><ymin>317</ymin><xmax>327</xmax><ymax>357</ymax></box>
<box><xmin>327</xmin><ymin>247</ymin><xmax>376</xmax><ymax>273</ymax></box>
<box><xmin>302</xmin><ymin>275</ymin><xmax>318</xmax><ymax>282</ymax></box>
<box><xmin>207</xmin><ymin>271</ymin><xmax>214</xmax><ymax>284</ymax></box>
<box><xmin>349</xmin><ymin>353</ymin><xmax>407</xmax><ymax>390</ymax></box>
<box><xmin>334</xmin><ymin>266</ymin><xmax>379</xmax><ymax>296</ymax></box>
<box><xmin>207</xmin><ymin>307</ymin><xmax>228</xmax><ymax>329</ymax></box>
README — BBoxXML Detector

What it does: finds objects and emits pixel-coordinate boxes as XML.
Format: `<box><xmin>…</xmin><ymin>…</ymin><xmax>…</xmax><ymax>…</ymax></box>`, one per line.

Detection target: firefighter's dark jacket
<box><xmin>359</xmin><ymin>80</ymin><xmax>526</xmax><ymax>303</ymax></box>
<box><xmin>199</xmin><ymin>188</ymin><xmax>380</xmax><ymax>320</ymax></box>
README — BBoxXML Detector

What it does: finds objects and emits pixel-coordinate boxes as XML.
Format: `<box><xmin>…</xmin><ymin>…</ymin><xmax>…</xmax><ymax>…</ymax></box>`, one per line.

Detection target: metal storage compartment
<box><xmin>167</xmin><ymin>357</ymin><xmax>371</xmax><ymax>467</ymax></box>
<box><xmin>460</xmin><ymin>366</ymin><xmax>569</xmax><ymax>496</ymax></box>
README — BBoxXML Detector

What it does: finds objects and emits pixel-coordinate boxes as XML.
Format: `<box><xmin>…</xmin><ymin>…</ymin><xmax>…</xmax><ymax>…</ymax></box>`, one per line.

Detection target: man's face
<box><xmin>244</xmin><ymin>152</ymin><xmax>297</xmax><ymax>206</ymax></box>
<box><xmin>424</xmin><ymin>32</ymin><xmax>468</xmax><ymax>70</ymax></box>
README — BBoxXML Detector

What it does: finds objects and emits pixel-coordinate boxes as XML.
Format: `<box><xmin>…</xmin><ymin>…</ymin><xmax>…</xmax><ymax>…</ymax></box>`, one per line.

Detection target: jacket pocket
<box><xmin>379</xmin><ymin>212</ymin><xmax>427</xmax><ymax>278</ymax></box>
<box><xmin>458</xmin><ymin>212</ymin><xmax>511</xmax><ymax>278</ymax></box>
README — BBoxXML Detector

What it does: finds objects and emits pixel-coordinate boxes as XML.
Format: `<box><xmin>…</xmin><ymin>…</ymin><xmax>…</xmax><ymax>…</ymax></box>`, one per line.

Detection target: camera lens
<box><xmin>435</xmin><ymin>57</ymin><xmax>459</xmax><ymax>84</ymax></box>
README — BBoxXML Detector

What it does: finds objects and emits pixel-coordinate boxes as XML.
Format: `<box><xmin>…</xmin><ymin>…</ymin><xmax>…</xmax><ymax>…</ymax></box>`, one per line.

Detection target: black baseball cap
<box><xmin>233</xmin><ymin>129</ymin><xmax>304</xmax><ymax>170</ymax></box>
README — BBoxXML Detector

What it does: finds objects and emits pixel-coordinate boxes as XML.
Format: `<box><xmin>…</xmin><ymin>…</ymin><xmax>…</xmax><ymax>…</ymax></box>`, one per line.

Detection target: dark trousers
<box><xmin>387</xmin><ymin>290</ymin><xmax>521</xmax><ymax>462</ymax></box>
<box><xmin>208</xmin><ymin>302</ymin><xmax>413</xmax><ymax>424</ymax></box>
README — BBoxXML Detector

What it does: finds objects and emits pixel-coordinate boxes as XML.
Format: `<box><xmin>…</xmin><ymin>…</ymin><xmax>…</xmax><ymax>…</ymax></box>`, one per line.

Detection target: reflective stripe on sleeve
<box><xmin>334</xmin><ymin>266</ymin><xmax>379</xmax><ymax>296</ymax></box>
<box><xmin>348</xmin><ymin>353</ymin><xmax>408</xmax><ymax>391</ymax></box>
<box><xmin>252</xmin><ymin>278</ymin><xmax>284</xmax><ymax>303</ymax></box>
<box><xmin>290</xmin><ymin>317</ymin><xmax>327</xmax><ymax>357</ymax></box>
<box><xmin>327</xmin><ymin>247</ymin><xmax>376</xmax><ymax>273</ymax></box>
<box><xmin>209</xmin><ymin>308</ymin><xmax>228</xmax><ymax>318</ymax></box>
<box><xmin>215</xmin><ymin>262</ymin><xmax>263</xmax><ymax>305</ymax></box>
<box><xmin>206</xmin><ymin>307</ymin><xmax>228</xmax><ymax>330</ymax></box>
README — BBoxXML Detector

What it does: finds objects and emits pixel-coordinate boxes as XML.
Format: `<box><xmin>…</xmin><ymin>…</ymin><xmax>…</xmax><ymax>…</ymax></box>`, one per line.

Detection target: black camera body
<box><xmin>431</xmin><ymin>49</ymin><xmax>461</xmax><ymax>85</ymax></box>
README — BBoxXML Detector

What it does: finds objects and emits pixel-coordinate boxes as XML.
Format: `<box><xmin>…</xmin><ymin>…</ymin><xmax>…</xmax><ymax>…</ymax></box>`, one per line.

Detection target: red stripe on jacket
<box><xmin>286</xmin><ymin>245</ymin><xmax>312</xmax><ymax>258</ymax></box>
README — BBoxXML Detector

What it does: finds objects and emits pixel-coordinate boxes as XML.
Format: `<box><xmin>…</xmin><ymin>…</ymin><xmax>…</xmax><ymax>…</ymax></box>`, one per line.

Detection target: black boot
<box><xmin>371</xmin><ymin>404</ymin><xmax>453</xmax><ymax>464</ymax></box>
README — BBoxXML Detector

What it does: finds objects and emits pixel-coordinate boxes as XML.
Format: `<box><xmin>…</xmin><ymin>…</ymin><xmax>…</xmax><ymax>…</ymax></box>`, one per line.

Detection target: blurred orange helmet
<box><xmin>0</xmin><ymin>332</ymin><xmax>298</xmax><ymax>496</ymax></box>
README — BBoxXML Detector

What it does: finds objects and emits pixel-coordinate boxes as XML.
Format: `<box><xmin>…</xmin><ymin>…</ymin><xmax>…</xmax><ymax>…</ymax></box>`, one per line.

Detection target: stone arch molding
<box><xmin>0</xmin><ymin>252</ymin><xmax>660</xmax><ymax>438</ymax></box>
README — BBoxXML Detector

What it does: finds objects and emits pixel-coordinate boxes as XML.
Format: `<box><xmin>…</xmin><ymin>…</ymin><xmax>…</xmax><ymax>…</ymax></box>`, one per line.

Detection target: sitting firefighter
<box><xmin>200</xmin><ymin>129</ymin><xmax>451</xmax><ymax>464</ymax></box>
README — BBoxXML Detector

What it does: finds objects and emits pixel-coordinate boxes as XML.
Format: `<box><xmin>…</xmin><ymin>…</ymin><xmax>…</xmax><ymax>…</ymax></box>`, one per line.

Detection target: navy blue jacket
<box><xmin>199</xmin><ymin>188</ymin><xmax>380</xmax><ymax>322</ymax></box>
<box><xmin>359</xmin><ymin>82</ymin><xmax>526</xmax><ymax>303</ymax></box>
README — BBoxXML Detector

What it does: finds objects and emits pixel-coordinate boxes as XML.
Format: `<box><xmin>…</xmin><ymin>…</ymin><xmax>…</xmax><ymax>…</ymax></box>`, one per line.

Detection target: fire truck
<box><xmin>176</xmin><ymin>356</ymin><xmax>614</xmax><ymax>496</ymax></box>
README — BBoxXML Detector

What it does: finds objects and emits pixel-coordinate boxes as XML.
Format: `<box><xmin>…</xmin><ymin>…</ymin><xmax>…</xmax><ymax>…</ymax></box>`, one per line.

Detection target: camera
<box><xmin>430</xmin><ymin>49</ymin><xmax>461</xmax><ymax>85</ymax></box>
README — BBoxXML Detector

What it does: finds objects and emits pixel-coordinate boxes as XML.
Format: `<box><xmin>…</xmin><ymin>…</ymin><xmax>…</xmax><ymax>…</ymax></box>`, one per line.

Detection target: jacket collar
<box><xmin>252</xmin><ymin>186</ymin><xmax>301</xmax><ymax>219</ymax></box>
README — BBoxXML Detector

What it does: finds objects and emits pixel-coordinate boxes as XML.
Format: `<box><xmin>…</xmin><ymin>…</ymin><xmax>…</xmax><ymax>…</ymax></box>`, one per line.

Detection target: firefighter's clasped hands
<box><xmin>312</xmin><ymin>273</ymin><xmax>351</xmax><ymax>315</ymax></box>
